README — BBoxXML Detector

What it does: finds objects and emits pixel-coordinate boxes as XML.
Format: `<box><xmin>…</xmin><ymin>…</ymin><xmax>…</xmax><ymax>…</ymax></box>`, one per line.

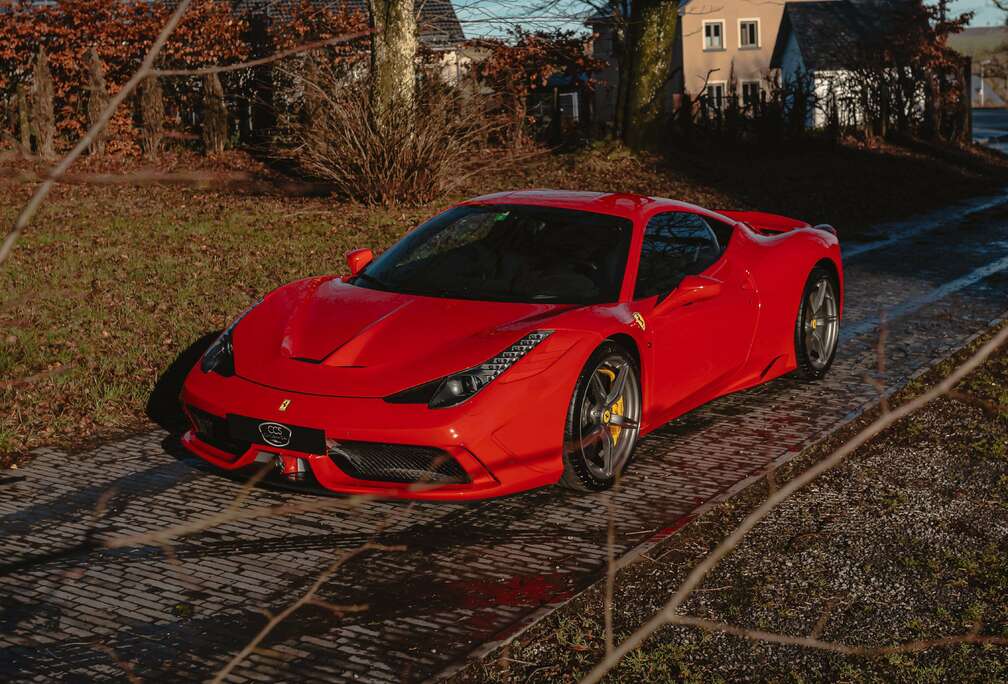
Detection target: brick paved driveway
<box><xmin>3</xmin><ymin>195</ymin><xmax>1008</xmax><ymax>682</ymax></box>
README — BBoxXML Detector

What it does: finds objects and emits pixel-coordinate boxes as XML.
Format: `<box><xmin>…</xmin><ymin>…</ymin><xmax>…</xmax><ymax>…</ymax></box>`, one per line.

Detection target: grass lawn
<box><xmin>1</xmin><ymin>138</ymin><xmax>1007</xmax><ymax>463</ymax></box>
<box><xmin>453</xmin><ymin>328</ymin><xmax>1008</xmax><ymax>683</ymax></box>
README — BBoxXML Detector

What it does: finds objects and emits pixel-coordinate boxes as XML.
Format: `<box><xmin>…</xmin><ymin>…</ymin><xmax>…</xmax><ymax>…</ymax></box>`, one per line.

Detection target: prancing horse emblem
<box><xmin>259</xmin><ymin>422</ymin><xmax>292</xmax><ymax>448</ymax></box>
<box><xmin>278</xmin><ymin>399</ymin><xmax>291</xmax><ymax>412</ymax></box>
<box><xmin>632</xmin><ymin>312</ymin><xmax>646</xmax><ymax>331</ymax></box>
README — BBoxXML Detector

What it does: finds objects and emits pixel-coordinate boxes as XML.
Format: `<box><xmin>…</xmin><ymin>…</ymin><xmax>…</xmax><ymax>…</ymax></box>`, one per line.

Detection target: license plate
<box><xmin>226</xmin><ymin>415</ymin><xmax>326</xmax><ymax>454</ymax></box>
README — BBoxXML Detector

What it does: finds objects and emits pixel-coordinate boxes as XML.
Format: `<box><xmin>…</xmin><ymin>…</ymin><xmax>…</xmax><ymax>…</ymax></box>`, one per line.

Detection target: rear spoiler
<box><xmin>719</xmin><ymin>210</ymin><xmax>835</xmax><ymax>236</ymax></box>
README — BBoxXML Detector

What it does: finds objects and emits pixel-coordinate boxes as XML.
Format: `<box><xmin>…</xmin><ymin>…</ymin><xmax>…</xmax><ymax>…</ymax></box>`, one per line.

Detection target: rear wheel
<box><xmin>559</xmin><ymin>342</ymin><xmax>642</xmax><ymax>492</ymax></box>
<box><xmin>794</xmin><ymin>266</ymin><xmax>840</xmax><ymax>380</ymax></box>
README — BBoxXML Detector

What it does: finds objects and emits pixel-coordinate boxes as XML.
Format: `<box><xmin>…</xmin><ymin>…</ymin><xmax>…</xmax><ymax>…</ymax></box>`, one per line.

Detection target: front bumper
<box><xmin>179</xmin><ymin>345</ymin><xmax>588</xmax><ymax>500</ymax></box>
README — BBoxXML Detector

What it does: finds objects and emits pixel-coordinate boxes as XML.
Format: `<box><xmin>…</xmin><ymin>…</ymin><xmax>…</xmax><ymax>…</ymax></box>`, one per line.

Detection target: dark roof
<box><xmin>770</xmin><ymin>1</ymin><xmax>910</xmax><ymax>71</ymax></box>
<box><xmin>585</xmin><ymin>1</ymin><xmax>688</xmax><ymax>26</ymax></box>
<box><xmin>236</xmin><ymin>1</ymin><xmax>464</xmax><ymax>47</ymax></box>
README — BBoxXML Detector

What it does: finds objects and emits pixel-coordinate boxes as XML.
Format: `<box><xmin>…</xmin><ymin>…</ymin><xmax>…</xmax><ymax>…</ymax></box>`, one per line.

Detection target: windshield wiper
<box><xmin>352</xmin><ymin>272</ymin><xmax>391</xmax><ymax>291</ymax></box>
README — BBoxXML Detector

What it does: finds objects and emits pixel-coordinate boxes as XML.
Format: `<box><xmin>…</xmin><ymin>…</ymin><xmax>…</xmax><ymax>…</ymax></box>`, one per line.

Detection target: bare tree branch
<box><xmin>0</xmin><ymin>363</ymin><xmax>71</xmax><ymax>390</ymax></box>
<box><xmin>210</xmin><ymin>541</ymin><xmax>405</xmax><ymax>683</ymax></box>
<box><xmin>669</xmin><ymin>615</ymin><xmax>1008</xmax><ymax>655</ymax></box>
<box><xmin>581</xmin><ymin>323</ymin><xmax>1008</xmax><ymax>683</ymax></box>
<box><xmin>151</xmin><ymin>30</ymin><xmax>371</xmax><ymax>77</ymax></box>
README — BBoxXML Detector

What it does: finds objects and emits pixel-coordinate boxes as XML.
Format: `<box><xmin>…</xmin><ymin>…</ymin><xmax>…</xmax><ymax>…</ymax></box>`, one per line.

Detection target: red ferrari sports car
<box><xmin>180</xmin><ymin>190</ymin><xmax>842</xmax><ymax>500</ymax></box>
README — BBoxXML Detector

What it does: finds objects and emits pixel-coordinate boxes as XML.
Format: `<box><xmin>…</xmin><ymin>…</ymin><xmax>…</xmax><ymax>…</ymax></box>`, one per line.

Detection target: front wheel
<box><xmin>794</xmin><ymin>266</ymin><xmax>840</xmax><ymax>380</ymax></box>
<box><xmin>559</xmin><ymin>342</ymin><xmax>642</xmax><ymax>492</ymax></box>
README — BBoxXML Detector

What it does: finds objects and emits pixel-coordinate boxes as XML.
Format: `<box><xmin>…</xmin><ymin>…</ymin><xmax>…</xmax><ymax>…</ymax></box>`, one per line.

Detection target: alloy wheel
<box><xmin>803</xmin><ymin>277</ymin><xmax>839</xmax><ymax>370</ymax></box>
<box><xmin>575</xmin><ymin>354</ymin><xmax>641</xmax><ymax>481</ymax></box>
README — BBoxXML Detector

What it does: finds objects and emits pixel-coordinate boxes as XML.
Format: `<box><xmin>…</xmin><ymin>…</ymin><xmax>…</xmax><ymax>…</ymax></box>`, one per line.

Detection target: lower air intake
<box><xmin>187</xmin><ymin>406</ymin><xmax>249</xmax><ymax>457</ymax></box>
<box><xmin>327</xmin><ymin>441</ymin><xmax>469</xmax><ymax>484</ymax></box>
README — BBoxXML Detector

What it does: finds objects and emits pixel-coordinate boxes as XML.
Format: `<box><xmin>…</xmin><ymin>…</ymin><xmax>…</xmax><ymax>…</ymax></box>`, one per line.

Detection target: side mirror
<box><xmin>345</xmin><ymin>248</ymin><xmax>374</xmax><ymax>277</ymax></box>
<box><xmin>663</xmin><ymin>274</ymin><xmax>722</xmax><ymax>308</ymax></box>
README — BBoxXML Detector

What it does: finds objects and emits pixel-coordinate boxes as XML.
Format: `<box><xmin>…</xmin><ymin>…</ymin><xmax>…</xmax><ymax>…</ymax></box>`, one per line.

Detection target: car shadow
<box><xmin>146</xmin><ymin>330</ymin><xmax>221</xmax><ymax>432</ymax></box>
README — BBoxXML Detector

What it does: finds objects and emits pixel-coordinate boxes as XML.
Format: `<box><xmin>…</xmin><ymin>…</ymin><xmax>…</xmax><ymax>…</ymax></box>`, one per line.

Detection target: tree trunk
<box><xmin>609</xmin><ymin>0</ymin><xmax>631</xmax><ymax>140</ymax></box>
<box><xmin>3</xmin><ymin>95</ymin><xmax>12</xmax><ymax>144</ymax></box>
<box><xmin>301</xmin><ymin>52</ymin><xmax>323</xmax><ymax>141</ymax></box>
<box><xmin>202</xmin><ymin>72</ymin><xmax>228</xmax><ymax>155</ymax></box>
<box><xmin>622</xmin><ymin>0</ymin><xmax>678</xmax><ymax>149</ymax></box>
<box><xmin>86</xmin><ymin>48</ymin><xmax>109</xmax><ymax>157</ymax></box>
<box><xmin>247</xmin><ymin>10</ymin><xmax>275</xmax><ymax>144</ymax></box>
<box><xmin>958</xmin><ymin>56</ymin><xmax>972</xmax><ymax>143</ymax></box>
<box><xmin>367</xmin><ymin>0</ymin><xmax>417</xmax><ymax>120</ymax></box>
<box><xmin>16</xmin><ymin>83</ymin><xmax>30</xmax><ymax>152</ymax></box>
<box><xmin>613</xmin><ymin>25</ymin><xmax>631</xmax><ymax>140</ymax></box>
<box><xmin>139</xmin><ymin>75</ymin><xmax>165</xmax><ymax>159</ymax></box>
<box><xmin>512</xmin><ymin>91</ymin><xmax>526</xmax><ymax>151</ymax></box>
<box><xmin>31</xmin><ymin>47</ymin><xmax>56</xmax><ymax>159</ymax></box>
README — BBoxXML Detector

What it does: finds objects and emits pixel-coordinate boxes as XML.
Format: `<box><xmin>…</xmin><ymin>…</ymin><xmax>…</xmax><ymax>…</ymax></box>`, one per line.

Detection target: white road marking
<box><xmin>841</xmin><ymin>253</ymin><xmax>1008</xmax><ymax>341</ymax></box>
<box><xmin>843</xmin><ymin>188</ymin><xmax>1008</xmax><ymax>259</ymax></box>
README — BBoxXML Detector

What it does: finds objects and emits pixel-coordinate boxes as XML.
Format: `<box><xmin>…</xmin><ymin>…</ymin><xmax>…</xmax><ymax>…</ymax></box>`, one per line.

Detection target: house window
<box><xmin>706</xmin><ymin>82</ymin><xmax>726</xmax><ymax>110</ymax></box>
<box><xmin>741</xmin><ymin>81</ymin><xmax>762</xmax><ymax>107</ymax></box>
<box><xmin>558</xmin><ymin>92</ymin><xmax>580</xmax><ymax>123</ymax></box>
<box><xmin>703</xmin><ymin>21</ymin><xmax>724</xmax><ymax>51</ymax></box>
<box><xmin>739</xmin><ymin>19</ymin><xmax>760</xmax><ymax>49</ymax></box>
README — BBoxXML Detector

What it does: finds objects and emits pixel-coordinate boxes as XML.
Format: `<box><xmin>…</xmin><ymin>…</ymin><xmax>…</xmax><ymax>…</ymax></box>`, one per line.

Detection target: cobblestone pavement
<box><xmin>3</xmin><ymin>195</ymin><xmax>1008</xmax><ymax>683</ymax></box>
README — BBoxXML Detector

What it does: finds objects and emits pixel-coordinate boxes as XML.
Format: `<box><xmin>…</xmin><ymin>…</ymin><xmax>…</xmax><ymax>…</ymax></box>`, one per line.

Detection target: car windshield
<box><xmin>353</xmin><ymin>204</ymin><xmax>633</xmax><ymax>304</ymax></box>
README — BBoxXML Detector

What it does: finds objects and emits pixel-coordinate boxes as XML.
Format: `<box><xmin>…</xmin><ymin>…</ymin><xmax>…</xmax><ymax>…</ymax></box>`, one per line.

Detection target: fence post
<box><xmin>678</xmin><ymin>91</ymin><xmax>693</xmax><ymax>136</ymax></box>
<box><xmin>550</xmin><ymin>85</ymin><xmax>561</xmax><ymax>145</ymax></box>
<box><xmin>878</xmin><ymin>82</ymin><xmax>887</xmax><ymax>140</ymax></box>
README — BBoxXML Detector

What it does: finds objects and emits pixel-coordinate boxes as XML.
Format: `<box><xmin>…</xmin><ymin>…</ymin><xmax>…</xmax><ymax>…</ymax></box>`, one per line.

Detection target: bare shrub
<box><xmin>283</xmin><ymin>68</ymin><xmax>506</xmax><ymax>205</ymax></box>
<box><xmin>301</xmin><ymin>53</ymin><xmax>323</xmax><ymax>132</ymax></box>
<box><xmin>86</xmin><ymin>48</ymin><xmax>110</xmax><ymax>157</ymax></box>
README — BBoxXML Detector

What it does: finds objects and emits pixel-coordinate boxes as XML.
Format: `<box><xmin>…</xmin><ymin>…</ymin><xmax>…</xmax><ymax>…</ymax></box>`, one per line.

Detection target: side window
<box><xmin>635</xmin><ymin>212</ymin><xmax>721</xmax><ymax>299</ymax></box>
<box><xmin>707</xmin><ymin>216</ymin><xmax>735</xmax><ymax>250</ymax></box>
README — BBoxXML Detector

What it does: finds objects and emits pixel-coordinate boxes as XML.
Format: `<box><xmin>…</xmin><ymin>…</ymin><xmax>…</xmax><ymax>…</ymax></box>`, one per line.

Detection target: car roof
<box><xmin>460</xmin><ymin>190</ymin><xmax>712</xmax><ymax>221</ymax></box>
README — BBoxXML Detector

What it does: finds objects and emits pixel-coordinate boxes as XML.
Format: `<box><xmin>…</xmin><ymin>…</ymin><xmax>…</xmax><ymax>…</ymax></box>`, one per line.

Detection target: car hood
<box><xmin>232</xmin><ymin>276</ymin><xmax>581</xmax><ymax>397</ymax></box>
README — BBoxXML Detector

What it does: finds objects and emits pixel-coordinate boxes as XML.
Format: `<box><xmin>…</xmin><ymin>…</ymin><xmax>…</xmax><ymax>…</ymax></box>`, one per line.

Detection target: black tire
<box><xmin>559</xmin><ymin>341</ymin><xmax>642</xmax><ymax>492</ymax></box>
<box><xmin>794</xmin><ymin>265</ymin><xmax>840</xmax><ymax>380</ymax></box>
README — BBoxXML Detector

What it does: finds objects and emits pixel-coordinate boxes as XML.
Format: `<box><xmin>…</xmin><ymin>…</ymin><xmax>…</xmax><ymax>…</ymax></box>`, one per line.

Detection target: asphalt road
<box><xmin>974</xmin><ymin>108</ymin><xmax>1008</xmax><ymax>154</ymax></box>
<box><xmin>2</xmin><ymin>191</ymin><xmax>1008</xmax><ymax>682</ymax></box>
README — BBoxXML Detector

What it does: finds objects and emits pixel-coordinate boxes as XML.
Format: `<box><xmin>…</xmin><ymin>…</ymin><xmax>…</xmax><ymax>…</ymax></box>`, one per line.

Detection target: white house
<box><xmin>769</xmin><ymin>0</ymin><xmax>911</xmax><ymax>128</ymax></box>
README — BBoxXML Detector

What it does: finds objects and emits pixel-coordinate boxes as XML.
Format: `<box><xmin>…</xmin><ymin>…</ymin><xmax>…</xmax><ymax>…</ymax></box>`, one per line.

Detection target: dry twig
<box><xmin>210</xmin><ymin>542</ymin><xmax>404</xmax><ymax>683</ymax></box>
<box><xmin>152</xmin><ymin>31</ymin><xmax>370</xmax><ymax>77</ymax></box>
<box><xmin>581</xmin><ymin>324</ymin><xmax>1008</xmax><ymax>683</ymax></box>
<box><xmin>604</xmin><ymin>490</ymin><xmax>616</xmax><ymax>654</ymax></box>
<box><xmin>668</xmin><ymin>615</ymin><xmax>1006</xmax><ymax>656</ymax></box>
<box><xmin>0</xmin><ymin>364</ymin><xmax>71</xmax><ymax>390</ymax></box>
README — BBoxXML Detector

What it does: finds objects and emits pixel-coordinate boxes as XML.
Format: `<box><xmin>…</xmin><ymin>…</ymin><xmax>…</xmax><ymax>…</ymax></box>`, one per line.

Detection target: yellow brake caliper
<box><xmin>597</xmin><ymin>368</ymin><xmax>624</xmax><ymax>446</ymax></box>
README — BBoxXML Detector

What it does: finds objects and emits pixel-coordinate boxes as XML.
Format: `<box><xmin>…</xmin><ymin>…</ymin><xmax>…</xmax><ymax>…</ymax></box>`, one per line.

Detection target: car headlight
<box><xmin>201</xmin><ymin>298</ymin><xmax>263</xmax><ymax>376</ymax></box>
<box><xmin>385</xmin><ymin>331</ymin><xmax>553</xmax><ymax>408</ymax></box>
